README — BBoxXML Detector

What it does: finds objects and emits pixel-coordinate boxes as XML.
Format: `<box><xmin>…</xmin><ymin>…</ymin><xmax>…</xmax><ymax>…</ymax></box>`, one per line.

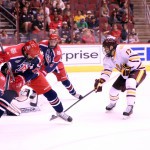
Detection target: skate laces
<box><xmin>107</xmin><ymin>103</ymin><xmax>116</xmax><ymax>108</ymax></box>
<box><xmin>74</xmin><ymin>94</ymin><xmax>83</xmax><ymax>100</ymax></box>
<box><xmin>57</xmin><ymin>112</ymin><xmax>69</xmax><ymax>120</ymax></box>
<box><xmin>125</xmin><ymin>105</ymin><xmax>133</xmax><ymax>113</ymax></box>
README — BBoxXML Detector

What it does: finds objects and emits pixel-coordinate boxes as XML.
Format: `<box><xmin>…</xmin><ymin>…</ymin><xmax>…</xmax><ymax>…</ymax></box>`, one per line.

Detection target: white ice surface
<box><xmin>1</xmin><ymin>72</ymin><xmax>150</xmax><ymax>150</ymax></box>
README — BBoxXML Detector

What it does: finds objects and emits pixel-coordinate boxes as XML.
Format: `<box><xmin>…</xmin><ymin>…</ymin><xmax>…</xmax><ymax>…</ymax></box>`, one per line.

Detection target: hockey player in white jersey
<box><xmin>94</xmin><ymin>37</ymin><xmax>146</xmax><ymax>117</ymax></box>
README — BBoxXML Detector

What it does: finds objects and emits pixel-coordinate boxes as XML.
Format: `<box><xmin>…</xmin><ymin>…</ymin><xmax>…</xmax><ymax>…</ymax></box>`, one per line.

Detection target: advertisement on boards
<box><xmin>3</xmin><ymin>44</ymin><xmax>150</xmax><ymax>67</ymax></box>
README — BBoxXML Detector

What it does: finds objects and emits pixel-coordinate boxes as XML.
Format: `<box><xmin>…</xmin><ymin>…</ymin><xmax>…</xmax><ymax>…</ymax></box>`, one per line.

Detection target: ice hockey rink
<box><xmin>1</xmin><ymin>72</ymin><xmax>150</xmax><ymax>150</ymax></box>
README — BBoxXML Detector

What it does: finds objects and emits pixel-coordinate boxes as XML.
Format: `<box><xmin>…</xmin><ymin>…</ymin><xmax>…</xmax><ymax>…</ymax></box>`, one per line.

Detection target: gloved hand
<box><xmin>9</xmin><ymin>75</ymin><xmax>25</xmax><ymax>95</ymax></box>
<box><xmin>121</xmin><ymin>64</ymin><xmax>131</xmax><ymax>77</ymax></box>
<box><xmin>94</xmin><ymin>78</ymin><xmax>105</xmax><ymax>92</ymax></box>
<box><xmin>0</xmin><ymin>51</ymin><xmax>10</xmax><ymax>64</ymax></box>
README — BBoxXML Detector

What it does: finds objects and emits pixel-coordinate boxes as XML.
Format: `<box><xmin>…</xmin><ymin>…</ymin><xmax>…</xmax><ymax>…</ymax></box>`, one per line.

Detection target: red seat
<box><xmin>78</xmin><ymin>0</ymin><xmax>89</xmax><ymax>3</ymax></box>
<box><xmin>117</xmin><ymin>23</ymin><xmax>123</xmax><ymax>30</ymax></box>
<box><xmin>89</xmin><ymin>0</ymin><xmax>98</xmax><ymax>4</ymax></box>
<box><xmin>74</xmin><ymin>4</ymin><xmax>86</xmax><ymax>11</ymax></box>
<box><xmin>100</xmin><ymin>17</ymin><xmax>108</xmax><ymax>23</ymax></box>
<box><xmin>86</xmin><ymin>4</ymin><xmax>97</xmax><ymax>11</ymax></box>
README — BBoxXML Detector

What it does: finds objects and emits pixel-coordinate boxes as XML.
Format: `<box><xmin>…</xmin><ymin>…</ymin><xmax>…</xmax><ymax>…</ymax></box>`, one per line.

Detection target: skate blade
<box><xmin>122</xmin><ymin>115</ymin><xmax>131</xmax><ymax>120</ymax></box>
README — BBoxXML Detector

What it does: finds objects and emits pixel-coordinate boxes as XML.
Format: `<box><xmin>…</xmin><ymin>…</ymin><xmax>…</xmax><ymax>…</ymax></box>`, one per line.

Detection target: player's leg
<box><xmin>0</xmin><ymin>90</ymin><xmax>20</xmax><ymax>117</ymax></box>
<box><xmin>28</xmin><ymin>73</ymin><xmax>72</xmax><ymax>121</ymax></box>
<box><xmin>53</xmin><ymin>69</ymin><xmax>83</xmax><ymax>100</ymax></box>
<box><xmin>106</xmin><ymin>75</ymin><xmax>125</xmax><ymax>111</ymax></box>
<box><xmin>29</xmin><ymin>90</ymin><xmax>38</xmax><ymax>106</ymax></box>
<box><xmin>123</xmin><ymin>70</ymin><xmax>146</xmax><ymax>116</ymax></box>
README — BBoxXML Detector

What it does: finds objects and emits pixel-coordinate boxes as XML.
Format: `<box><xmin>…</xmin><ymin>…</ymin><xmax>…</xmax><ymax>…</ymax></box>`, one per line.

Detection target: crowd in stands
<box><xmin>0</xmin><ymin>0</ymin><xmax>140</xmax><ymax>44</ymax></box>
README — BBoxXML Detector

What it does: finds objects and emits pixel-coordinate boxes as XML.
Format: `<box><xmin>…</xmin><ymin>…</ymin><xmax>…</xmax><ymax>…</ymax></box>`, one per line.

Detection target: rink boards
<box><xmin>3</xmin><ymin>44</ymin><xmax>150</xmax><ymax>72</ymax></box>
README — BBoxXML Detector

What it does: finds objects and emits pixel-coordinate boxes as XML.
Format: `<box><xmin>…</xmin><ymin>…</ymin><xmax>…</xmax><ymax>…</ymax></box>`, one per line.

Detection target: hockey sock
<box><xmin>62</xmin><ymin>80</ymin><xmax>76</xmax><ymax>96</ymax></box>
<box><xmin>44</xmin><ymin>89</ymin><xmax>63</xmax><ymax>113</ymax></box>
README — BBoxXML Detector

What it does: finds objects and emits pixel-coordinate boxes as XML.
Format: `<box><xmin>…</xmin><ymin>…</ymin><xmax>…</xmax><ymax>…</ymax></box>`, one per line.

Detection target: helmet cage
<box><xmin>23</xmin><ymin>40</ymin><xmax>40</xmax><ymax>60</ymax></box>
<box><xmin>102</xmin><ymin>38</ymin><xmax>117</xmax><ymax>57</ymax></box>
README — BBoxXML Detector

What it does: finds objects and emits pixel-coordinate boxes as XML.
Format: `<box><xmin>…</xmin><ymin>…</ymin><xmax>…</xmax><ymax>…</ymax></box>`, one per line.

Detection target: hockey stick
<box><xmin>50</xmin><ymin>73</ymin><xmax>120</xmax><ymax>121</ymax></box>
<box><xmin>50</xmin><ymin>89</ymin><xmax>95</xmax><ymax>121</ymax></box>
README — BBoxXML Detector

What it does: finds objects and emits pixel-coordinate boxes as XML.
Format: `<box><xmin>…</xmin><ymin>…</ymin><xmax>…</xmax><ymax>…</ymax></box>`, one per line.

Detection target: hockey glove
<box><xmin>94</xmin><ymin>78</ymin><xmax>105</xmax><ymax>92</ymax></box>
<box><xmin>9</xmin><ymin>75</ymin><xmax>25</xmax><ymax>95</ymax></box>
<box><xmin>0</xmin><ymin>51</ymin><xmax>10</xmax><ymax>64</ymax></box>
<box><xmin>121</xmin><ymin>64</ymin><xmax>131</xmax><ymax>77</ymax></box>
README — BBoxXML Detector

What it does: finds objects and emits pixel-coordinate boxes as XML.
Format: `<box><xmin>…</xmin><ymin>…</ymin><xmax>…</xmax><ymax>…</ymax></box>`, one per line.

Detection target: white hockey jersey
<box><xmin>101</xmin><ymin>44</ymin><xmax>145</xmax><ymax>81</ymax></box>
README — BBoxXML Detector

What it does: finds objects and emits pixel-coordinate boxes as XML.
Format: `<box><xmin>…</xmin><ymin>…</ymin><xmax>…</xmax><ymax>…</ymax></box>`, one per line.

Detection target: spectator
<box><xmin>120</xmin><ymin>23</ymin><xmax>129</xmax><ymax>43</ymax></box>
<box><xmin>59</xmin><ymin>21</ymin><xmax>71</xmax><ymax>44</ymax></box>
<box><xmin>63</xmin><ymin>10</ymin><xmax>72</xmax><ymax>28</ymax></box>
<box><xmin>12</xmin><ymin>2</ymin><xmax>21</xmax><ymax>18</ymax></box>
<box><xmin>81</xmin><ymin>29</ymin><xmax>96</xmax><ymax>44</ymax></box>
<box><xmin>85</xmin><ymin>10</ymin><xmax>93</xmax><ymax>25</ymax></box>
<box><xmin>49</xmin><ymin>15</ymin><xmax>63</xmax><ymax>31</ymax></box>
<box><xmin>101</xmin><ymin>2</ymin><xmax>110</xmax><ymax>19</ymax></box>
<box><xmin>74</xmin><ymin>10</ymin><xmax>85</xmax><ymax>23</ymax></box>
<box><xmin>0</xmin><ymin>29</ymin><xmax>10</xmax><ymax>44</ymax></box>
<box><xmin>101</xmin><ymin>22</ymin><xmax>111</xmax><ymax>42</ymax></box>
<box><xmin>52</xmin><ymin>0</ymin><xmax>65</xmax><ymax>11</ymax></box>
<box><xmin>73</xmin><ymin>32</ymin><xmax>81</xmax><ymax>44</ymax></box>
<box><xmin>121</xmin><ymin>9</ymin><xmax>134</xmax><ymax>25</ymax></box>
<box><xmin>128</xmin><ymin>33</ymin><xmax>136</xmax><ymax>43</ymax></box>
<box><xmin>32</xmin><ymin>14</ymin><xmax>44</xmax><ymax>34</ymax></box>
<box><xmin>88</xmin><ymin>16</ymin><xmax>99</xmax><ymax>32</ymax></box>
<box><xmin>77</xmin><ymin>18</ymin><xmax>88</xmax><ymax>32</ymax></box>
<box><xmin>110</xmin><ymin>23</ymin><xmax>121</xmax><ymax>43</ymax></box>
<box><xmin>63</xmin><ymin>3</ymin><xmax>71</xmax><ymax>14</ymax></box>
<box><xmin>50</xmin><ymin>9</ymin><xmax>63</xmax><ymax>21</ymax></box>
<box><xmin>19</xmin><ymin>0</ymin><xmax>26</xmax><ymax>10</ymax></box>
<box><xmin>73</xmin><ymin>22</ymin><xmax>80</xmax><ymax>35</ymax></box>
<box><xmin>2</xmin><ymin>0</ymin><xmax>14</xmax><ymax>13</ymax></box>
<box><xmin>129</xmin><ymin>28</ymin><xmax>139</xmax><ymax>43</ymax></box>
<box><xmin>19</xmin><ymin>7</ymin><xmax>33</xmax><ymax>33</ymax></box>
<box><xmin>10</xmin><ymin>30</ymin><xmax>24</xmax><ymax>44</ymax></box>
<box><xmin>108</xmin><ymin>8</ymin><xmax>121</xmax><ymax>26</ymax></box>
<box><xmin>30</xmin><ymin>0</ymin><xmax>41</xmax><ymax>15</ymax></box>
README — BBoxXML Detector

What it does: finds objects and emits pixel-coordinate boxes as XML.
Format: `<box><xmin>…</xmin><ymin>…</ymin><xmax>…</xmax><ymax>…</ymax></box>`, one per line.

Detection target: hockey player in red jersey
<box><xmin>0</xmin><ymin>50</ymin><xmax>21</xmax><ymax>117</ymax></box>
<box><xmin>94</xmin><ymin>37</ymin><xmax>146</xmax><ymax>118</ymax></box>
<box><xmin>0</xmin><ymin>72</ymin><xmax>19</xmax><ymax>117</ymax></box>
<box><xmin>1</xmin><ymin>40</ymin><xmax>72</xmax><ymax>121</ymax></box>
<box><xmin>29</xmin><ymin>34</ymin><xmax>83</xmax><ymax>106</ymax></box>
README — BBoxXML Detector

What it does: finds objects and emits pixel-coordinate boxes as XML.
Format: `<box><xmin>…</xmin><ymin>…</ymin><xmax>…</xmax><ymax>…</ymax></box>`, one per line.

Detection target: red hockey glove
<box><xmin>0</xmin><ymin>51</ymin><xmax>10</xmax><ymax>64</ymax></box>
<box><xmin>94</xmin><ymin>78</ymin><xmax>105</xmax><ymax>92</ymax></box>
<box><xmin>121</xmin><ymin>64</ymin><xmax>131</xmax><ymax>77</ymax></box>
<box><xmin>9</xmin><ymin>75</ymin><xmax>25</xmax><ymax>95</ymax></box>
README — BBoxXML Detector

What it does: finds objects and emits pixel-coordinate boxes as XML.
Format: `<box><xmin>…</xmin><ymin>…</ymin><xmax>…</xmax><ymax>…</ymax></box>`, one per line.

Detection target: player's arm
<box><xmin>94</xmin><ymin>57</ymin><xmax>113</xmax><ymax>92</ymax></box>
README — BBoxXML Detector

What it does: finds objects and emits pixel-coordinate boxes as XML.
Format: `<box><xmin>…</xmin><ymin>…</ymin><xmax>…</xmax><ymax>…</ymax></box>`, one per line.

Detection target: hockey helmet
<box><xmin>102</xmin><ymin>38</ymin><xmax>118</xmax><ymax>57</ymax></box>
<box><xmin>49</xmin><ymin>34</ymin><xmax>59</xmax><ymax>48</ymax></box>
<box><xmin>23</xmin><ymin>40</ymin><xmax>40</xmax><ymax>59</ymax></box>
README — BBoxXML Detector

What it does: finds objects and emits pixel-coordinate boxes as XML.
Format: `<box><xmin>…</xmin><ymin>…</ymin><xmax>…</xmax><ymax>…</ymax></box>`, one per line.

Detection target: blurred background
<box><xmin>0</xmin><ymin>0</ymin><xmax>150</xmax><ymax>45</ymax></box>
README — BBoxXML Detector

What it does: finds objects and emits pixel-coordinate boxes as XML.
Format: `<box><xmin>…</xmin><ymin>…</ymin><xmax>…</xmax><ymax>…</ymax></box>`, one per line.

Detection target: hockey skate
<box><xmin>123</xmin><ymin>105</ymin><xmax>133</xmax><ymax>119</ymax></box>
<box><xmin>106</xmin><ymin>103</ymin><xmax>116</xmax><ymax>111</ymax></box>
<box><xmin>74</xmin><ymin>93</ymin><xmax>83</xmax><ymax>100</ymax></box>
<box><xmin>29</xmin><ymin>91</ymin><xmax>38</xmax><ymax>107</ymax></box>
<box><xmin>56</xmin><ymin>112</ymin><xmax>73</xmax><ymax>122</ymax></box>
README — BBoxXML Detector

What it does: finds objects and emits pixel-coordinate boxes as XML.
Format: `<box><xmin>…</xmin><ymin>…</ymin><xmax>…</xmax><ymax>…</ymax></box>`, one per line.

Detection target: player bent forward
<box><xmin>0</xmin><ymin>40</ymin><xmax>72</xmax><ymax>121</ymax></box>
<box><xmin>94</xmin><ymin>38</ymin><xmax>146</xmax><ymax>117</ymax></box>
<box><xmin>29</xmin><ymin>34</ymin><xmax>83</xmax><ymax>106</ymax></box>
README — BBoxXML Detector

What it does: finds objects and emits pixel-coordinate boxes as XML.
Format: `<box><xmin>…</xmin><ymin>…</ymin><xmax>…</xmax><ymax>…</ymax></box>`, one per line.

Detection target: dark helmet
<box><xmin>102</xmin><ymin>38</ymin><xmax>118</xmax><ymax>57</ymax></box>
